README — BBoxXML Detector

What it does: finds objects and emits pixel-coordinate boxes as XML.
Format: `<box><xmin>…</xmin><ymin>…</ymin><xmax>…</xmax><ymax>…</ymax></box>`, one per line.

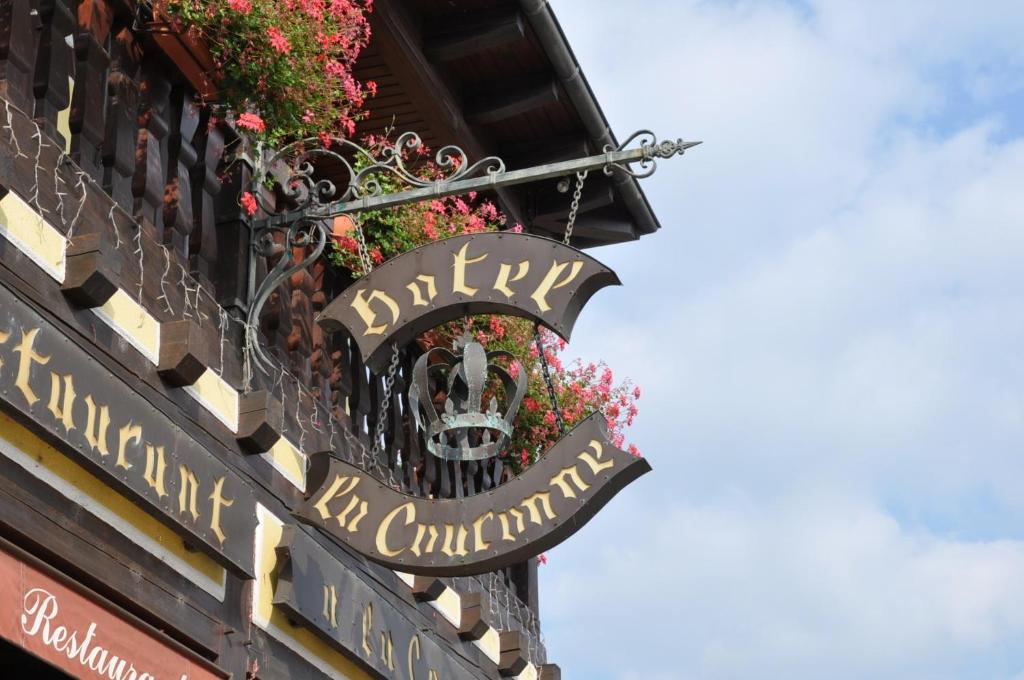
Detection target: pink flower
<box><xmin>267</xmin><ymin>26</ymin><xmax>292</xmax><ymax>54</ymax></box>
<box><xmin>240</xmin><ymin>191</ymin><xmax>258</xmax><ymax>216</ymax></box>
<box><xmin>236</xmin><ymin>112</ymin><xmax>266</xmax><ymax>133</ymax></box>
<box><xmin>628</xmin><ymin>444</ymin><xmax>641</xmax><ymax>457</ymax></box>
<box><xmin>302</xmin><ymin>109</ymin><xmax>315</xmax><ymax>123</ymax></box>
<box><xmin>453</xmin><ymin>198</ymin><xmax>470</xmax><ymax>215</ymax></box>
<box><xmin>543</xmin><ymin>411</ymin><xmax>556</xmax><ymax>426</ymax></box>
<box><xmin>633</xmin><ymin>385</ymin><xmax>641</xmax><ymax>400</ymax></box>
<box><xmin>537</xmin><ymin>553</ymin><xmax>548</xmax><ymax>566</ymax></box>
<box><xmin>508</xmin><ymin>362</ymin><xmax>520</xmax><ymax>379</ymax></box>
<box><xmin>227</xmin><ymin>0</ymin><xmax>253</xmax><ymax>13</ymax></box>
<box><xmin>510</xmin><ymin>223</ymin><xmax>523</xmax><ymax>233</ymax></box>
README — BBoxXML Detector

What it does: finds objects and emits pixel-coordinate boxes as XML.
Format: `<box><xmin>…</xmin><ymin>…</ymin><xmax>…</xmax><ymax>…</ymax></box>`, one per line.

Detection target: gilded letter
<box><xmin>46</xmin><ymin>372</ymin><xmax>76</xmax><ymax>432</ymax></box>
<box><xmin>550</xmin><ymin>464</ymin><xmax>590</xmax><ymax>499</ymax></box>
<box><xmin>178</xmin><ymin>465</ymin><xmax>201</xmax><ymax>521</ymax></box>
<box><xmin>493</xmin><ymin>261</ymin><xmax>530</xmax><ymax>298</ymax></box>
<box><xmin>406</xmin><ymin>274</ymin><xmax>438</xmax><ymax>306</ymax></box>
<box><xmin>472</xmin><ymin>512</ymin><xmax>494</xmax><ymax>552</ymax></box>
<box><xmin>375</xmin><ymin>502</ymin><xmax>415</xmax><ymax>558</ymax></box>
<box><xmin>312</xmin><ymin>475</ymin><xmax>360</xmax><ymax>520</ymax></box>
<box><xmin>577</xmin><ymin>440</ymin><xmax>614</xmax><ymax>474</ymax></box>
<box><xmin>520</xmin><ymin>491</ymin><xmax>556</xmax><ymax>525</ymax></box>
<box><xmin>83</xmin><ymin>396</ymin><xmax>111</xmax><ymax>457</ymax></box>
<box><xmin>361</xmin><ymin>603</ymin><xmax>374</xmax><ymax>656</ymax></box>
<box><xmin>440</xmin><ymin>523</ymin><xmax>469</xmax><ymax>557</ymax></box>
<box><xmin>452</xmin><ymin>242</ymin><xmax>487</xmax><ymax>296</ymax></box>
<box><xmin>351</xmin><ymin>289</ymin><xmax>400</xmax><ymax>336</ymax></box>
<box><xmin>208</xmin><ymin>476</ymin><xmax>234</xmax><ymax>545</ymax></box>
<box><xmin>410</xmin><ymin>523</ymin><xmax>439</xmax><ymax>557</ymax></box>
<box><xmin>530</xmin><ymin>260</ymin><xmax>584</xmax><ymax>313</ymax></box>
<box><xmin>143</xmin><ymin>445</ymin><xmax>168</xmax><ymax>498</ymax></box>
<box><xmin>407</xmin><ymin>635</ymin><xmax>421</xmax><ymax>680</ymax></box>
<box><xmin>323</xmin><ymin>584</ymin><xmax>338</xmax><ymax>628</ymax></box>
<box><xmin>497</xmin><ymin>512</ymin><xmax>516</xmax><ymax>542</ymax></box>
<box><xmin>115</xmin><ymin>423</ymin><xmax>142</xmax><ymax>470</ymax></box>
<box><xmin>379</xmin><ymin>630</ymin><xmax>395</xmax><ymax>671</ymax></box>
<box><xmin>12</xmin><ymin>328</ymin><xmax>50</xmax><ymax>407</ymax></box>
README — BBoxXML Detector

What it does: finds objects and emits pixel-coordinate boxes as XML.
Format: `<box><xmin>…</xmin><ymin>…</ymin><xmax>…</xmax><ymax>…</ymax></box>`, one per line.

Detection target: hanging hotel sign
<box><xmin>318</xmin><ymin>232</ymin><xmax>619</xmax><ymax>372</ymax></box>
<box><xmin>297</xmin><ymin>413</ymin><xmax>650</xmax><ymax>575</ymax></box>
<box><xmin>0</xmin><ymin>541</ymin><xmax>226</xmax><ymax>679</ymax></box>
<box><xmin>305</xmin><ymin>232</ymin><xmax>651</xmax><ymax>576</ymax></box>
<box><xmin>0</xmin><ymin>286</ymin><xmax>258</xmax><ymax>577</ymax></box>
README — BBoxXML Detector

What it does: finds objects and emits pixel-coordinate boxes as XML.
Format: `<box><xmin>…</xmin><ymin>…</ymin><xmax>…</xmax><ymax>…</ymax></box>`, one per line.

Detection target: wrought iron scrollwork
<box><xmin>245</xmin><ymin>134</ymin><xmax>507</xmax><ymax>374</ymax></box>
<box><xmin>603</xmin><ymin>129</ymin><xmax>701</xmax><ymax>179</ymax></box>
<box><xmin>251</xmin><ymin>132</ymin><xmax>505</xmax><ymax>218</ymax></box>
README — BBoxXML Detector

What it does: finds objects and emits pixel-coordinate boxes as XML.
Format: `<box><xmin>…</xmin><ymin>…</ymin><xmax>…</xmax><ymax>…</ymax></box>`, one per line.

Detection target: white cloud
<box><xmin>542</xmin><ymin>0</ymin><xmax>1024</xmax><ymax>677</ymax></box>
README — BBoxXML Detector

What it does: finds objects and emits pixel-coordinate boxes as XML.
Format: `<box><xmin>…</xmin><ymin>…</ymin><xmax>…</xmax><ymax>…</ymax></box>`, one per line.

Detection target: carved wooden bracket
<box><xmin>498</xmin><ymin>630</ymin><xmax>530</xmax><ymax>677</ymax></box>
<box><xmin>157</xmin><ymin>320</ymin><xmax>210</xmax><ymax>387</ymax></box>
<box><xmin>458</xmin><ymin>592</ymin><xmax>492</xmax><ymax>642</ymax></box>
<box><xmin>237</xmin><ymin>389</ymin><xmax>285</xmax><ymax>452</ymax></box>
<box><xmin>60</xmin><ymin>232</ymin><xmax>121</xmax><ymax>308</ymax></box>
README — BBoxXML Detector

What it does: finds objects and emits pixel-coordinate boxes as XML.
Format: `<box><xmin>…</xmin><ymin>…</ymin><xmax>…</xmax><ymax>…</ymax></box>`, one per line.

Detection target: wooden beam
<box><xmin>466</xmin><ymin>81</ymin><xmax>560</xmax><ymax>126</ymax></box>
<box><xmin>424</xmin><ymin>13</ymin><xmax>526</xmax><ymax>63</ymax></box>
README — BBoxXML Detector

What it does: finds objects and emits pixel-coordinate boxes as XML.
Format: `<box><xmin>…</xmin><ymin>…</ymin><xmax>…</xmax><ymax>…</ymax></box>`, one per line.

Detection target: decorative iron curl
<box><xmin>603</xmin><ymin>129</ymin><xmax>700</xmax><ymax>179</ymax></box>
<box><xmin>247</xmin><ymin>215</ymin><xmax>328</xmax><ymax>372</ymax></box>
<box><xmin>250</xmin><ymin>132</ymin><xmax>505</xmax><ymax>218</ymax></box>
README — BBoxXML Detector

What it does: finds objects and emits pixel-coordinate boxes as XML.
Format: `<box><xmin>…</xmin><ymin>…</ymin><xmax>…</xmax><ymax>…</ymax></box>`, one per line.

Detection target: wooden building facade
<box><xmin>0</xmin><ymin>0</ymin><xmax>658</xmax><ymax>677</ymax></box>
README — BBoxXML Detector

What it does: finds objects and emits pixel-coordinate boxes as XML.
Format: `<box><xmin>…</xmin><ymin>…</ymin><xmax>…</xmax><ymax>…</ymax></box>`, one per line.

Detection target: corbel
<box><xmin>457</xmin><ymin>592</ymin><xmax>492</xmax><ymax>641</ymax></box>
<box><xmin>499</xmin><ymin>630</ymin><xmax>530</xmax><ymax>677</ymax></box>
<box><xmin>237</xmin><ymin>389</ymin><xmax>285</xmax><ymax>452</ymax></box>
<box><xmin>157</xmin><ymin>320</ymin><xmax>210</xmax><ymax>386</ymax></box>
<box><xmin>539</xmin><ymin>664</ymin><xmax>561</xmax><ymax>680</ymax></box>
<box><xmin>410</xmin><ymin>576</ymin><xmax>448</xmax><ymax>603</ymax></box>
<box><xmin>60</xmin><ymin>232</ymin><xmax>121</xmax><ymax>307</ymax></box>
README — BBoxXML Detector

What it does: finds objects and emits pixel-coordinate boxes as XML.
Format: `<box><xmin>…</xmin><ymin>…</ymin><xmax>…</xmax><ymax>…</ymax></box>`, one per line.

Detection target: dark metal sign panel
<box><xmin>0</xmin><ymin>286</ymin><xmax>257</xmax><ymax>577</ymax></box>
<box><xmin>317</xmin><ymin>233</ymin><xmax>619</xmax><ymax>372</ymax></box>
<box><xmin>296</xmin><ymin>413</ymin><xmax>650</xmax><ymax>576</ymax></box>
<box><xmin>274</xmin><ymin>527</ymin><xmax>480</xmax><ymax>679</ymax></box>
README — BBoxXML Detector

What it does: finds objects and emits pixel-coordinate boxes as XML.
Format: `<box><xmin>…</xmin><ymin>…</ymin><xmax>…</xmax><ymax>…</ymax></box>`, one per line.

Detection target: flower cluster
<box><xmin>166</xmin><ymin>0</ymin><xmax>375</xmax><ymax>142</ymax></box>
<box><xmin>433</xmin><ymin>316</ymin><xmax>642</xmax><ymax>472</ymax></box>
<box><xmin>330</xmin><ymin>138</ymin><xmax>642</xmax><ymax>472</ymax></box>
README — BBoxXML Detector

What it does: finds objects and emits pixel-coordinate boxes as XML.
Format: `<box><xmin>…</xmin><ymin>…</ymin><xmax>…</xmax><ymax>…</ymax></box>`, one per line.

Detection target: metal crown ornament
<box><xmin>408</xmin><ymin>335</ymin><xmax>527</xmax><ymax>462</ymax></box>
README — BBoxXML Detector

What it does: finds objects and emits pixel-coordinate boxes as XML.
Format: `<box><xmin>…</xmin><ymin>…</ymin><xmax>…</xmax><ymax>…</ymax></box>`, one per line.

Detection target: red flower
<box><xmin>227</xmin><ymin>0</ymin><xmax>253</xmax><ymax>14</ymax></box>
<box><xmin>236</xmin><ymin>112</ymin><xmax>266</xmax><ymax>133</ymax></box>
<box><xmin>240</xmin><ymin>191</ymin><xmax>258</xmax><ymax>216</ymax></box>
<box><xmin>267</xmin><ymin>26</ymin><xmax>292</xmax><ymax>54</ymax></box>
<box><xmin>370</xmin><ymin>247</ymin><xmax>384</xmax><ymax>264</ymax></box>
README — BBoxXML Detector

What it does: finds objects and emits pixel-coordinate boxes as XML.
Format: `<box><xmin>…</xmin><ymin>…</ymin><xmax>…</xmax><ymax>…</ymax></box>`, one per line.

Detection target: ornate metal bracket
<box><xmin>244</xmin><ymin>130</ymin><xmax>698</xmax><ymax>373</ymax></box>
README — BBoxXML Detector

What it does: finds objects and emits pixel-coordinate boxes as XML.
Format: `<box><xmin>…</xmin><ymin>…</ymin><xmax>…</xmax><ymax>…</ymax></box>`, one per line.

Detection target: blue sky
<box><xmin>539</xmin><ymin>1</ymin><xmax>1024</xmax><ymax>678</ymax></box>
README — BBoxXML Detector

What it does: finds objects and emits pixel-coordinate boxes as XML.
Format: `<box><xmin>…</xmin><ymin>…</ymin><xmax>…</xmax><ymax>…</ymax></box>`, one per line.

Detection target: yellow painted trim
<box><xmin>184</xmin><ymin>369</ymin><xmax>240</xmax><ymax>433</ymax></box>
<box><xmin>392</xmin><ymin>571</ymin><xmax>416</xmax><ymax>589</ymax></box>
<box><xmin>474</xmin><ymin>626</ymin><xmax>501</xmax><ymax>665</ymax></box>
<box><xmin>261</xmin><ymin>437</ymin><xmax>306</xmax><ymax>490</ymax></box>
<box><xmin>57</xmin><ymin>75</ymin><xmax>74</xmax><ymax>155</ymax></box>
<box><xmin>516</xmin><ymin>662</ymin><xmax>539</xmax><ymax>680</ymax></box>
<box><xmin>253</xmin><ymin>505</ymin><xmax>373</xmax><ymax>680</ymax></box>
<box><xmin>430</xmin><ymin>586</ymin><xmax>462</xmax><ymax>628</ymax></box>
<box><xmin>0</xmin><ymin>190</ymin><xmax>67</xmax><ymax>282</ymax></box>
<box><xmin>92</xmin><ymin>289</ymin><xmax>161</xmax><ymax>364</ymax></box>
<box><xmin>0</xmin><ymin>411</ymin><xmax>226</xmax><ymax>599</ymax></box>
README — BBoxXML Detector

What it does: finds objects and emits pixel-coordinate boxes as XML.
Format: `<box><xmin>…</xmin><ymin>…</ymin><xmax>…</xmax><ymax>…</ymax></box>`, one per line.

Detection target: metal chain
<box><xmin>562</xmin><ymin>170</ymin><xmax>588</xmax><ymax>246</ymax></box>
<box><xmin>351</xmin><ymin>214</ymin><xmax>375</xmax><ymax>277</ymax></box>
<box><xmin>370</xmin><ymin>342</ymin><xmax>401</xmax><ymax>461</ymax></box>
<box><xmin>534</xmin><ymin>324</ymin><xmax>566</xmax><ymax>436</ymax></box>
<box><xmin>351</xmin><ymin>213</ymin><xmax>399</xmax><ymax>482</ymax></box>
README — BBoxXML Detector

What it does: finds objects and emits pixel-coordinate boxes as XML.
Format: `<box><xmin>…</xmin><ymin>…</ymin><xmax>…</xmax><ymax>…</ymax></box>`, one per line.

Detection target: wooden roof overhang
<box><xmin>355</xmin><ymin>0</ymin><xmax>660</xmax><ymax>248</ymax></box>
